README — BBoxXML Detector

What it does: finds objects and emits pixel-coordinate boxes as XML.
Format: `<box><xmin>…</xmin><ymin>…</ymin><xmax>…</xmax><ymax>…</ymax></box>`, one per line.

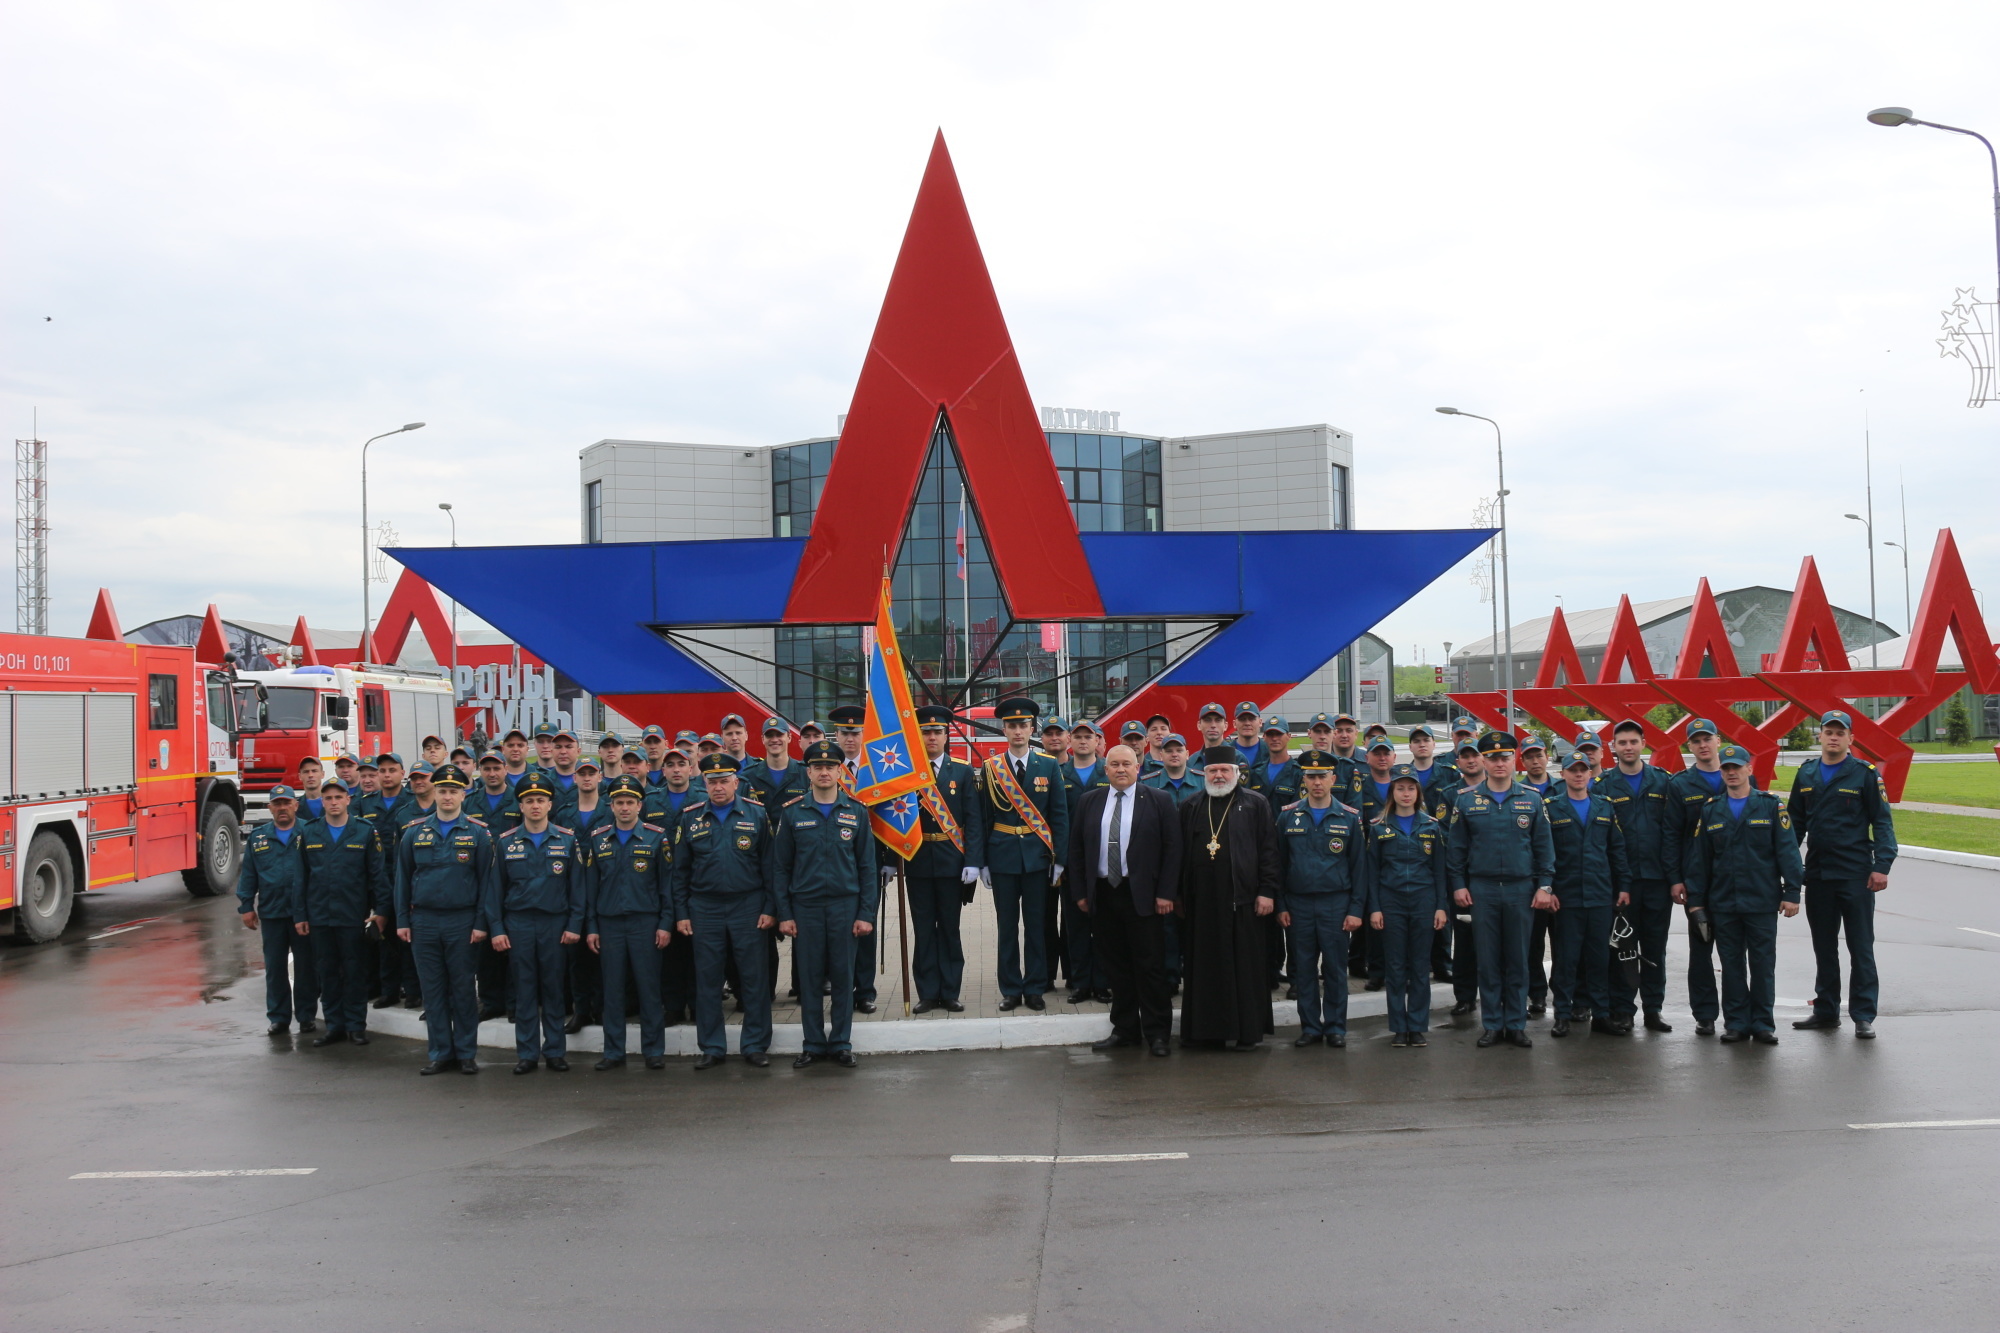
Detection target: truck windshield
<box><xmin>263</xmin><ymin>687</ymin><xmax>318</xmax><ymax>730</ymax></box>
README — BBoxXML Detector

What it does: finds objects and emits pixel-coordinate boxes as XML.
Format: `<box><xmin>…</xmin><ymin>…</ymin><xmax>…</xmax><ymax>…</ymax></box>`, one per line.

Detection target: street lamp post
<box><xmin>1868</xmin><ymin>107</ymin><xmax>2000</xmax><ymax>337</ymax></box>
<box><xmin>1845</xmin><ymin>512</ymin><xmax>1879</xmax><ymax>669</ymax></box>
<box><xmin>1438</xmin><ymin>408</ymin><xmax>1515</xmax><ymax>728</ymax></box>
<box><xmin>438</xmin><ymin>502</ymin><xmax>459</xmax><ymax>685</ymax></box>
<box><xmin>360</xmin><ymin>423</ymin><xmax>425</xmax><ymax>664</ymax></box>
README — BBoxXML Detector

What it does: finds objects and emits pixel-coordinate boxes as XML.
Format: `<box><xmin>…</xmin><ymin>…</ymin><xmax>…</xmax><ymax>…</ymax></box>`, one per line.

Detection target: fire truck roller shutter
<box><xmin>17</xmin><ymin>694</ymin><xmax>85</xmax><ymax>799</ymax></box>
<box><xmin>0</xmin><ymin>695</ymin><xmax>12</xmax><ymax>797</ymax></box>
<box><xmin>389</xmin><ymin>690</ymin><xmax>416</xmax><ymax>761</ymax></box>
<box><xmin>86</xmin><ymin>694</ymin><xmax>136</xmax><ymax>791</ymax></box>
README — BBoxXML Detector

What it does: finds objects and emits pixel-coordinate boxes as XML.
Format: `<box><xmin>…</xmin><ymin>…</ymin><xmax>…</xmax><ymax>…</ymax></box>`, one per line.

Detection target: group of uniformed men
<box><xmin>235</xmin><ymin>695</ymin><xmax>1894</xmax><ymax>1072</ymax></box>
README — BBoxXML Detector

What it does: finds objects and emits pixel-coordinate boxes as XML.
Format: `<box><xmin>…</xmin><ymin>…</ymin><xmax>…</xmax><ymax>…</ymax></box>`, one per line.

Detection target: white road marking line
<box><xmin>1848</xmin><ymin>1119</ymin><xmax>2000</xmax><ymax>1131</ymax></box>
<box><xmin>87</xmin><ymin>917</ymin><xmax>164</xmax><ymax>940</ymax></box>
<box><xmin>951</xmin><ymin>1153</ymin><xmax>1188</xmax><ymax>1164</ymax></box>
<box><xmin>70</xmin><ymin>1168</ymin><xmax>319</xmax><ymax>1179</ymax></box>
<box><xmin>1959</xmin><ymin>927</ymin><xmax>2000</xmax><ymax>939</ymax></box>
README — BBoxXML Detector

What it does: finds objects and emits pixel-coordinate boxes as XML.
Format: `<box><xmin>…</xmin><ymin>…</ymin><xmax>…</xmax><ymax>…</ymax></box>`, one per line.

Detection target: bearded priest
<box><xmin>1177</xmin><ymin>748</ymin><xmax>1282</xmax><ymax>1050</ymax></box>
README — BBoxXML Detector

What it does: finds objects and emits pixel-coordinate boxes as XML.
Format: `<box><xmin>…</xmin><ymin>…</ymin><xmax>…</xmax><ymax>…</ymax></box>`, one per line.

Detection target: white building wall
<box><xmin>579</xmin><ymin>440</ymin><xmax>771</xmax><ymax>544</ymax></box>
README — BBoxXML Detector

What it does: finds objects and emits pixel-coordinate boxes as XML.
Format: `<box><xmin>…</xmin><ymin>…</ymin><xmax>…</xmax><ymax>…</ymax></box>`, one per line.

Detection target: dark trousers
<box><xmin>1163</xmin><ymin>915</ymin><xmax>1183</xmax><ymax>986</ymax></box>
<box><xmin>1806</xmin><ymin>877</ymin><xmax>1878</xmax><ymax>1024</ymax></box>
<box><xmin>1610</xmin><ymin>879</ymin><xmax>1673</xmax><ymax>1017</ymax></box>
<box><xmin>597</xmin><ymin>915</ymin><xmax>664</xmax><ymax>1059</ymax></box>
<box><xmin>1431</xmin><ymin>913</ymin><xmax>1454</xmax><ymax>979</ymax></box>
<box><xmin>1451</xmin><ymin>908</ymin><xmax>1479</xmax><ymax>1004</ymax></box>
<box><xmin>691</xmin><ymin>895</ymin><xmax>771</xmax><ymax>1055</ymax></box>
<box><xmin>1043</xmin><ymin>878</ymin><xmax>1065</xmax><ymax>985</ymax></box>
<box><xmin>1062</xmin><ymin>887</ymin><xmax>1104</xmax><ymax>993</ymax></box>
<box><xmin>1527</xmin><ymin>906</ymin><xmax>1557</xmax><ymax>1004</ymax></box>
<box><xmin>410</xmin><ymin>909</ymin><xmax>480</xmax><ymax>1062</ymax></box>
<box><xmin>659</xmin><ymin>928</ymin><xmax>694</xmax><ymax>1021</ymax></box>
<box><xmin>1087</xmin><ymin>884</ymin><xmax>1170</xmax><ymax>1042</ymax></box>
<box><xmin>1687</xmin><ymin>906</ymin><xmax>1720</xmax><ymax>1024</ymax></box>
<box><xmin>567</xmin><ymin>937</ymin><xmax>601</xmax><ymax>1021</ymax></box>
<box><xmin>1551</xmin><ymin>903</ymin><xmax>1613</xmax><ymax>1019</ymax></box>
<box><xmin>475</xmin><ymin>939</ymin><xmax>508</xmax><ymax>1015</ymax></box>
<box><xmin>908</xmin><ymin>875</ymin><xmax>966</xmax><ymax>1002</ymax></box>
<box><xmin>853</xmin><ymin>906</ymin><xmax>878</xmax><ymax>1004</ymax></box>
<box><xmin>1471</xmin><ymin>878</ymin><xmax>1536</xmax><ymax>1031</ymax></box>
<box><xmin>1714</xmin><ymin>909</ymin><xmax>1780</xmax><ymax>1035</ymax></box>
<box><xmin>374</xmin><ymin>929</ymin><xmax>419</xmax><ymax>1003</ymax></box>
<box><xmin>313</xmin><ymin>925</ymin><xmax>369</xmax><ymax>1034</ymax></box>
<box><xmin>1288</xmin><ymin>895</ymin><xmax>1352</xmax><ymax>1038</ymax></box>
<box><xmin>505</xmin><ymin>912</ymin><xmax>568</xmax><ymax>1062</ymax></box>
<box><xmin>1381</xmin><ymin>906</ymin><xmax>1437</xmax><ymax>1033</ymax></box>
<box><xmin>990</xmin><ymin>871</ymin><xmax>1049</xmax><ymax>998</ymax></box>
<box><xmin>259</xmin><ymin>916</ymin><xmax>320</xmax><ymax>1026</ymax></box>
<box><xmin>1346</xmin><ymin>920</ymin><xmax>1382</xmax><ymax>982</ymax></box>
<box><xmin>795</xmin><ymin>898</ymin><xmax>860</xmax><ymax>1053</ymax></box>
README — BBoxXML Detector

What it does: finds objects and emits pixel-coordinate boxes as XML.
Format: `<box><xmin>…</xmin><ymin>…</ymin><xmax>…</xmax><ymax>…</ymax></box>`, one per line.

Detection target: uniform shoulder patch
<box><xmin>782</xmin><ymin>795</ymin><xmax>804</xmax><ymax>807</ymax></box>
<box><xmin>641</xmin><ymin>821</ymin><xmax>664</xmax><ymax>832</ymax></box>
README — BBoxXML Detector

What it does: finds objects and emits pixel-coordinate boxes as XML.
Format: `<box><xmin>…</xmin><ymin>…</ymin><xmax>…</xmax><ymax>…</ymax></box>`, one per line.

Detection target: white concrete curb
<box><xmin>1896</xmin><ymin>843</ymin><xmax>2000</xmax><ymax>872</ymax></box>
<box><xmin>355</xmin><ymin>984</ymin><xmax>1450</xmax><ymax>1056</ymax></box>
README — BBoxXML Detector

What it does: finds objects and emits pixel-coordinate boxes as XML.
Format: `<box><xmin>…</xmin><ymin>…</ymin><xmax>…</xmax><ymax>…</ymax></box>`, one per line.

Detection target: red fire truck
<box><xmin>233</xmin><ymin>663</ymin><xmax>456</xmax><ymax>794</ymax></box>
<box><xmin>0</xmin><ymin>630</ymin><xmax>259</xmax><ymax>942</ymax></box>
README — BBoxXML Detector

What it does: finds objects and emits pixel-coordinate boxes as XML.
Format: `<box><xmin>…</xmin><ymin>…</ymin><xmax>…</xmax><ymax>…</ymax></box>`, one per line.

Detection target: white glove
<box><xmin>979</xmin><ymin>868</ymin><xmax>993</xmax><ymax>889</ymax></box>
<box><xmin>960</xmin><ymin>867</ymin><xmax>981</xmax><ymax>885</ymax></box>
<box><xmin>1049</xmin><ymin>865</ymin><xmax>1065</xmax><ymax>886</ymax></box>
<box><xmin>880</xmin><ymin>866</ymin><xmax>897</xmax><ymax>886</ymax></box>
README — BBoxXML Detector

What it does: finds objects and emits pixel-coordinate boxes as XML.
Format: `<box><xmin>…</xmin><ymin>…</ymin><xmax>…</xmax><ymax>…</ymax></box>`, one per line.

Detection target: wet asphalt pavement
<box><xmin>3</xmin><ymin>864</ymin><xmax>1998</xmax><ymax>1332</ymax></box>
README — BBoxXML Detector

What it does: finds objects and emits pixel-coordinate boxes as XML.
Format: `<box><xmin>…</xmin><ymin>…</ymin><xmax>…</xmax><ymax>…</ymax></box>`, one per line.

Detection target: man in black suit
<box><xmin>1068</xmin><ymin>744</ymin><xmax>1183</xmax><ymax>1056</ymax></box>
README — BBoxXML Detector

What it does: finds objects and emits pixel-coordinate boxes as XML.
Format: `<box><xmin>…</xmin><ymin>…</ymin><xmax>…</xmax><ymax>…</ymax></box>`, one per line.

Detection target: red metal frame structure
<box><xmin>1449</xmin><ymin>529</ymin><xmax>1998</xmax><ymax>800</ymax></box>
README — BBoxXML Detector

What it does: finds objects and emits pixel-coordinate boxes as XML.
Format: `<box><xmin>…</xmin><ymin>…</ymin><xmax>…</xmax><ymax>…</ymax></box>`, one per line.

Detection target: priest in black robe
<box><xmin>1177</xmin><ymin>748</ymin><xmax>1281</xmax><ymax>1048</ymax></box>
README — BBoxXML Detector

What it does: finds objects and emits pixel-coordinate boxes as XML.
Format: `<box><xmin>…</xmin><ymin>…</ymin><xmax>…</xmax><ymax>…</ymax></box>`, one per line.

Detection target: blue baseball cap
<box><xmin>762</xmin><ymin>716</ymin><xmax>790</xmax><ymax>736</ymax></box>
<box><xmin>1820</xmin><ymin>709</ymin><xmax>1854</xmax><ymax>729</ymax></box>
<box><xmin>1407</xmin><ymin>725</ymin><xmax>1435</xmax><ymax>741</ymax></box>
<box><xmin>1042</xmin><ymin>715</ymin><xmax>1071</xmax><ymax>732</ymax></box>
<box><xmin>1684</xmin><ymin>717</ymin><xmax>1719</xmax><ymax>739</ymax></box>
<box><xmin>719</xmin><ymin>713</ymin><xmax>746</xmax><ymax>729</ymax></box>
<box><xmin>1198</xmin><ymin>702</ymin><xmax>1227</xmax><ymax>719</ymax></box>
<box><xmin>409</xmin><ymin>761</ymin><xmax>436</xmax><ymax>776</ymax></box>
<box><xmin>1453</xmin><ymin>715</ymin><xmax>1476</xmax><ymax>733</ymax></box>
<box><xmin>1368</xmin><ymin>737</ymin><xmax>1396</xmax><ymax>754</ymax></box>
<box><xmin>1160</xmin><ymin>732</ymin><xmax>1187</xmax><ymax>748</ymax></box>
<box><xmin>1071</xmin><ymin>719</ymin><xmax>1103</xmax><ymax>737</ymax></box>
<box><xmin>640</xmin><ymin>724</ymin><xmax>667</xmax><ymax>740</ymax></box>
<box><xmin>1573</xmin><ymin>731</ymin><xmax>1602</xmax><ymax>749</ymax></box>
<box><xmin>268</xmin><ymin>784</ymin><xmax>298</xmax><ymax>802</ymax></box>
<box><xmin>1262</xmin><ymin>715</ymin><xmax>1289</xmax><ymax>735</ymax></box>
<box><xmin>1718</xmin><ymin>744</ymin><xmax>1752</xmax><ymax>767</ymax></box>
<box><xmin>1120</xmin><ymin>719</ymin><xmax>1147</xmax><ymax>738</ymax></box>
<box><xmin>1518</xmin><ymin>735</ymin><xmax>1546</xmax><ymax>754</ymax></box>
<box><xmin>1561</xmin><ymin>750</ymin><xmax>1595</xmax><ymax>770</ymax></box>
<box><xmin>1234</xmin><ymin>700</ymin><xmax>1260</xmax><ymax>718</ymax></box>
<box><xmin>675</xmin><ymin>729</ymin><xmax>700</xmax><ymax>743</ymax></box>
<box><xmin>377</xmin><ymin>752</ymin><xmax>403</xmax><ymax>767</ymax></box>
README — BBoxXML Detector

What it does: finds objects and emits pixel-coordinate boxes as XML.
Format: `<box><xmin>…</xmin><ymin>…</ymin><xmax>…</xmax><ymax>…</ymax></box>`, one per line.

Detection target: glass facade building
<box><xmin>773</xmin><ymin>424</ymin><xmax>1169</xmax><ymax>726</ymax></box>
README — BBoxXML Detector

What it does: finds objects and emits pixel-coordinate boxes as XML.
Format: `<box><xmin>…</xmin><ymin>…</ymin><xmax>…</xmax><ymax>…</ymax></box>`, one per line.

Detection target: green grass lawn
<box><xmin>1907</xmin><ymin>740</ymin><xmax>1998</xmax><ymax>756</ymax></box>
<box><xmin>1889</xmin><ymin>810</ymin><xmax>2000</xmax><ymax>857</ymax></box>
<box><xmin>1775</xmin><ymin>761</ymin><xmax>2000</xmax><ymax>810</ymax></box>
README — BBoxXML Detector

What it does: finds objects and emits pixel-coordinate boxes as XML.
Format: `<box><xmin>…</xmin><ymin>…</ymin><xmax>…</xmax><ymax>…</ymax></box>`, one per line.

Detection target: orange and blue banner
<box><xmin>854</xmin><ymin>576</ymin><xmax>934</xmax><ymax>860</ymax></box>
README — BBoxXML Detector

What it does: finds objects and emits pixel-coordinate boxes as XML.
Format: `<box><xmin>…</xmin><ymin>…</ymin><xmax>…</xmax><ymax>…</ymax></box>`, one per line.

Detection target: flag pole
<box><xmin>896</xmin><ymin>859</ymin><xmax>913</xmax><ymax>1017</ymax></box>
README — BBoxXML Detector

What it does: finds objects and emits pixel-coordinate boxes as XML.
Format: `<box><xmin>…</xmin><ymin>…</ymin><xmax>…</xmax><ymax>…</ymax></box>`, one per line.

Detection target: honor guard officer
<box><xmin>978</xmin><ymin>697</ymin><xmax>1072</xmax><ymax>1011</ymax></box>
<box><xmin>491</xmin><ymin>775</ymin><xmax>585</xmax><ymax>1075</ymax></box>
<box><xmin>1273</xmin><ymin>751</ymin><xmax>1370</xmax><ymax>1047</ymax></box>
<box><xmin>907</xmin><ymin>706</ymin><xmax>985</xmax><ymax>1013</ymax></box>
<box><xmin>1686</xmin><ymin>745</ymin><xmax>1804</xmax><ymax>1044</ymax></box>
<box><xmin>297</xmin><ymin>777</ymin><xmax>390</xmax><ymax>1047</ymax></box>
<box><xmin>1366</xmin><ymin>766</ymin><xmax>1450</xmax><ymax>1047</ymax></box>
<box><xmin>1788</xmin><ymin>710</ymin><xmax>1897</xmax><ymax>1039</ymax></box>
<box><xmin>671</xmin><ymin>754</ymin><xmax>777</xmax><ymax>1069</ymax></box>
<box><xmin>1666</xmin><ymin>717</ymin><xmax>1731</xmax><ymax>1035</ymax></box>
<box><xmin>1059</xmin><ymin>719</ymin><xmax>1110</xmax><ymax>1002</ymax></box>
<box><xmin>1544</xmin><ymin>752</ymin><xmax>1632</xmax><ymax>1037</ymax></box>
<box><xmin>467</xmin><ymin>750</ymin><xmax>521</xmax><ymax>831</ymax></box>
<box><xmin>772</xmin><ymin>741</ymin><xmax>879</xmax><ymax>1067</ymax></box>
<box><xmin>1595</xmin><ymin>719</ymin><xmax>1678</xmax><ymax>1032</ymax></box>
<box><xmin>238</xmin><ymin>785</ymin><xmax>321</xmax><ymax>1037</ymax></box>
<box><xmin>583</xmin><ymin>775</ymin><xmax>674</xmax><ymax>1070</ymax></box>
<box><xmin>741</xmin><ymin>717</ymin><xmax>809</xmax><ymax>810</ymax></box>
<box><xmin>1446</xmin><ymin>733</ymin><xmax>1557</xmax><ymax>1048</ymax></box>
<box><xmin>394</xmin><ymin>764</ymin><xmax>498</xmax><ymax>1075</ymax></box>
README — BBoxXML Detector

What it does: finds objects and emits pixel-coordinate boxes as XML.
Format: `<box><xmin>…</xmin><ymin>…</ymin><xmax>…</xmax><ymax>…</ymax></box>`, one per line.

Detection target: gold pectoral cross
<box><xmin>1206</xmin><ymin>835</ymin><xmax>1221</xmax><ymax>859</ymax></box>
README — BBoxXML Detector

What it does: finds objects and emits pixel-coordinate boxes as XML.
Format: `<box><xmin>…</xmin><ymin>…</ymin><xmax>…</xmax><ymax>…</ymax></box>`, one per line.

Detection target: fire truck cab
<box><xmin>234</xmin><ymin>664</ymin><xmax>456</xmax><ymax>794</ymax></box>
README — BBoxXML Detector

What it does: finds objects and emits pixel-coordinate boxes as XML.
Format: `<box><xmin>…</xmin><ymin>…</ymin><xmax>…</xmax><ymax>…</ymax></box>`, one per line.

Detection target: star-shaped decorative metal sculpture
<box><xmin>391</xmin><ymin>133</ymin><xmax>1489</xmax><ymax>737</ymax></box>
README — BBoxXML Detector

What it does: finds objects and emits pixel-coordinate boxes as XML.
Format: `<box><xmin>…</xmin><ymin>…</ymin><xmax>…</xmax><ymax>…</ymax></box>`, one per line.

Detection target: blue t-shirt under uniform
<box><xmin>1392</xmin><ymin>813</ymin><xmax>1416</xmax><ymax>836</ymax></box>
<box><xmin>1727</xmin><ymin>795</ymin><xmax>1749</xmax><ymax>821</ymax></box>
<box><xmin>1568</xmin><ymin>796</ymin><xmax>1592</xmax><ymax>825</ymax></box>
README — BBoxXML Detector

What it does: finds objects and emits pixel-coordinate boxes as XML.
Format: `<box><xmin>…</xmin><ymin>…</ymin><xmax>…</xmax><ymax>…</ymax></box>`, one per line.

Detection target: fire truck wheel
<box><xmin>13</xmin><ymin>832</ymin><xmax>75</xmax><ymax>943</ymax></box>
<box><xmin>181</xmin><ymin>803</ymin><xmax>243</xmax><ymax>898</ymax></box>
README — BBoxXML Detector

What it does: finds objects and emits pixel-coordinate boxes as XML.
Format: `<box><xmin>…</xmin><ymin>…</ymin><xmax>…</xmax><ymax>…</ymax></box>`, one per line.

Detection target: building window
<box><xmin>1330</xmin><ymin>463</ymin><xmax>1349</xmax><ymax>530</ymax></box>
<box><xmin>584</xmin><ymin>480</ymin><xmax>603</xmax><ymax>544</ymax></box>
<box><xmin>147</xmin><ymin>674</ymin><xmax>178</xmax><ymax>729</ymax></box>
<box><xmin>1046</xmin><ymin>433</ymin><xmax>1162</xmax><ymax>533</ymax></box>
<box><xmin>772</xmin><ymin>438</ymin><xmax>837</xmax><ymax>538</ymax></box>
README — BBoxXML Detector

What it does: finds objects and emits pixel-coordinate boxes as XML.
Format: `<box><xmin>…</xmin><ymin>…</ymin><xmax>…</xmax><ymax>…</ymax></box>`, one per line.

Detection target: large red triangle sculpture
<box><xmin>785</xmin><ymin>132</ymin><xmax>1102</xmax><ymax>625</ymax></box>
<box><xmin>1565</xmin><ymin>596</ymin><xmax>1686</xmax><ymax>772</ymax></box>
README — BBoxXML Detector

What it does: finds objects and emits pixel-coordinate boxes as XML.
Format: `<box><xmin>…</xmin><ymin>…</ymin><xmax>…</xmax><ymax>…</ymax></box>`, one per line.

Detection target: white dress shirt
<box><xmin>1097</xmin><ymin>783</ymin><xmax>1137</xmax><ymax>881</ymax></box>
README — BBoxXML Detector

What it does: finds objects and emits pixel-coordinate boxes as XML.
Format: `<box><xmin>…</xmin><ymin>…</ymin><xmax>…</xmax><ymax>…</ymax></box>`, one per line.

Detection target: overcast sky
<box><xmin>5</xmin><ymin>2</ymin><xmax>1997</xmax><ymax>668</ymax></box>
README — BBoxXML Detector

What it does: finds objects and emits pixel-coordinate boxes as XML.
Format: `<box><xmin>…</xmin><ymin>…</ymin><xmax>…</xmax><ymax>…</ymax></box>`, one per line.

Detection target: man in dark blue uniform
<box><xmin>1187</xmin><ymin>702</ymin><xmax>1230</xmax><ymax>770</ymax></box>
<box><xmin>1687</xmin><ymin>745</ymin><xmax>1804</xmax><ymax>1043</ymax></box>
<box><xmin>238</xmin><ymin>785</ymin><xmax>319</xmax><ymax>1037</ymax></box>
<box><xmin>671</xmin><ymin>754</ymin><xmax>776</xmax><ymax>1069</ymax></box>
<box><xmin>906</xmin><ymin>706</ymin><xmax>984</xmax><ymax>1013</ymax></box>
<box><xmin>642</xmin><ymin>745</ymin><xmax>703</xmax><ymax>1024</ymax></box>
<box><xmin>1142</xmin><ymin>734</ymin><xmax>1202</xmax><ymax>803</ymax></box>
<box><xmin>1405</xmin><ymin>726</ymin><xmax>1457</xmax><ymax>984</ymax></box>
<box><xmin>1444</xmin><ymin>738</ymin><xmax>1486</xmax><ymax>1014</ymax></box>
<box><xmin>1273</xmin><ymin>751</ymin><xmax>1369</xmax><ymax>1047</ymax></box>
<box><xmin>584</xmin><ymin>775</ymin><xmax>674</xmax><ymax>1070</ymax></box>
<box><xmin>740</xmin><ymin>717</ymin><xmax>808</xmax><ymax>810</ymax></box>
<box><xmin>1595</xmin><ymin>718</ymin><xmax>1678</xmax><ymax>1033</ymax></box>
<box><xmin>393</xmin><ymin>765</ymin><xmax>497</xmax><ymax>1074</ymax></box>
<box><xmin>466</xmin><ymin>749</ymin><xmax>522</xmax><ymax>832</ymax></box>
<box><xmin>977</xmin><ymin>697</ymin><xmax>1071</xmax><ymax>1011</ymax></box>
<box><xmin>297</xmin><ymin>777</ymin><xmax>388</xmax><ymax>1047</ymax></box>
<box><xmin>1666</xmin><ymin>717</ymin><xmax>1731</xmax><ymax>1035</ymax></box>
<box><xmin>1059</xmin><ymin>719</ymin><xmax>1110</xmax><ymax>1002</ymax></box>
<box><xmin>1230</xmin><ymin>702</ymin><xmax>1263</xmax><ymax>770</ymax></box>
<box><xmin>1366</xmin><ymin>765</ymin><xmax>1449</xmax><ymax>1047</ymax></box>
<box><xmin>773</xmin><ymin>741</ymin><xmax>879</xmax><ymax>1067</ymax></box>
<box><xmin>1446</xmin><ymin>733</ymin><xmax>1556</xmax><ymax>1047</ymax></box>
<box><xmin>490</xmin><ymin>775</ymin><xmax>584</xmax><ymax>1074</ymax></box>
<box><xmin>1788</xmin><ymin>710</ymin><xmax>1897</xmax><ymax>1039</ymax></box>
<box><xmin>1545</xmin><ymin>751</ymin><xmax>1631</xmax><ymax>1037</ymax></box>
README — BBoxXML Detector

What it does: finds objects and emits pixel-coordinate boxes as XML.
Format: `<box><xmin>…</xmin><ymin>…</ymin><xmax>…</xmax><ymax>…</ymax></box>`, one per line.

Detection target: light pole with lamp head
<box><xmin>1868</xmin><ymin>107</ymin><xmax>2000</xmax><ymax>351</ymax></box>
<box><xmin>360</xmin><ymin>423</ymin><xmax>424</xmax><ymax>664</ymax></box>
<box><xmin>1845</xmin><ymin>512</ymin><xmax>1879</xmax><ymax>669</ymax></box>
<box><xmin>1438</xmin><ymin>407</ymin><xmax>1515</xmax><ymax>728</ymax></box>
<box><xmin>438</xmin><ymin>502</ymin><xmax>459</xmax><ymax>687</ymax></box>
<box><xmin>1882</xmin><ymin>539</ymin><xmax>1913</xmax><ymax>637</ymax></box>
